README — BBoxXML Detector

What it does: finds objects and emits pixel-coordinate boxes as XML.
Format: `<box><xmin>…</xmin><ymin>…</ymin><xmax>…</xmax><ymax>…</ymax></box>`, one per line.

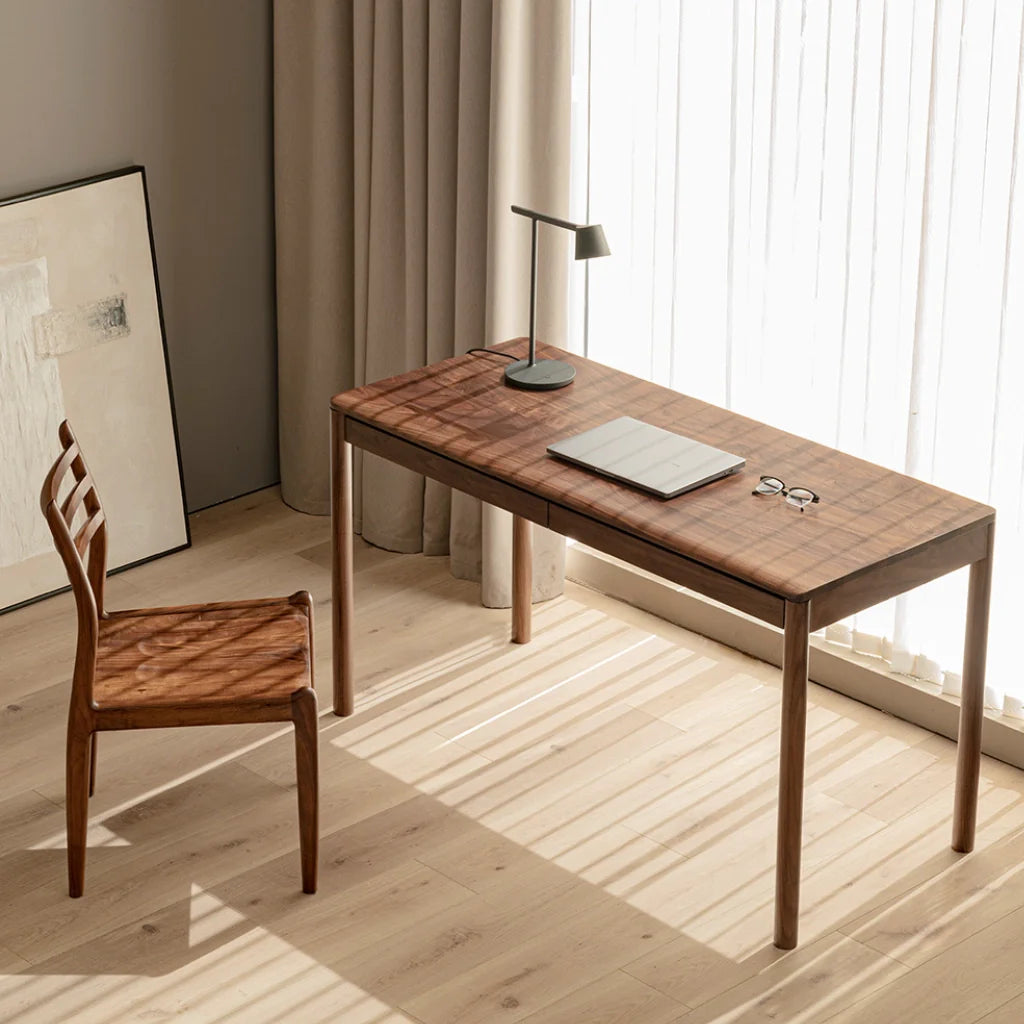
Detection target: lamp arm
<box><xmin>511</xmin><ymin>204</ymin><xmax>580</xmax><ymax>232</ymax></box>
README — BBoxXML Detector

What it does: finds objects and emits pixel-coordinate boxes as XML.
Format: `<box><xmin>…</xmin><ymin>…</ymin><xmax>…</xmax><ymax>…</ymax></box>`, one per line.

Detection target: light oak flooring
<box><xmin>2</xmin><ymin>488</ymin><xmax>1024</xmax><ymax>1023</ymax></box>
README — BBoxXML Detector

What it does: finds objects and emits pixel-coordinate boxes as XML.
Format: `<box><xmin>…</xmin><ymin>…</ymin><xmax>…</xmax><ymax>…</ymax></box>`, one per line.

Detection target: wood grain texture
<box><xmin>38</xmin><ymin>424</ymin><xmax>319</xmax><ymax>896</ymax></box>
<box><xmin>550</xmin><ymin>503</ymin><xmax>785</xmax><ymax>626</ymax></box>
<box><xmin>65</xmin><ymin>725</ymin><xmax>89</xmax><ymax>898</ymax></box>
<box><xmin>344</xmin><ymin>416</ymin><xmax>548</xmax><ymax>526</ymax></box>
<box><xmin>512</xmin><ymin>516</ymin><xmax>532</xmax><ymax>644</ymax></box>
<box><xmin>331</xmin><ymin>414</ymin><xmax>355</xmax><ymax>716</ymax></box>
<box><xmin>94</xmin><ymin>602</ymin><xmax>311</xmax><ymax>708</ymax></box>
<box><xmin>809</xmin><ymin>522</ymin><xmax>991</xmax><ymax>631</ymax></box>
<box><xmin>953</xmin><ymin>523</ymin><xmax>996</xmax><ymax>853</ymax></box>
<box><xmin>332</xmin><ymin>340</ymin><xmax>993</xmax><ymax>603</ymax></box>
<box><xmin>291</xmin><ymin>685</ymin><xmax>319</xmax><ymax>894</ymax></box>
<box><xmin>87</xmin><ymin>733</ymin><xmax>97</xmax><ymax>797</ymax></box>
<box><xmin>775</xmin><ymin>599</ymin><xmax>810</xmax><ymax>949</ymax></box>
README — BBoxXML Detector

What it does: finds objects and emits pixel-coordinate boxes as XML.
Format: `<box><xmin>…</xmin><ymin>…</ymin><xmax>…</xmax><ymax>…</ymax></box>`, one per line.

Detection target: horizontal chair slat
<box><xmin>74</xmin><ymin>510</ymin><xmax>105</xmax><ymax>556</ymax></box>
<box><xmin>61</xmin><ymin>474</ymin><xmax>95</xmax><ymax>526</ymax></box>
<box><xmin>46</xmin><ymin>441</ymin><xmax>82</xmax><ymax>501</ymax></box>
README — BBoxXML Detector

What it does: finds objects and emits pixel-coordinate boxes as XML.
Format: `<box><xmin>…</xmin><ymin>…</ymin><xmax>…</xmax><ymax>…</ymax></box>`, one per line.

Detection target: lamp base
<box><xmin>503</xmin><ymin>358</ymin><xmax>576</xmax><ymax>390</ymax></box>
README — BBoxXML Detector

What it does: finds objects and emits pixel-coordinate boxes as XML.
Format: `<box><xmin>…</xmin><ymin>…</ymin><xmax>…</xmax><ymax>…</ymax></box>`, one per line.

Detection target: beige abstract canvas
<box><xmin>0</xmin><ymin>168</ymin><xmax>188</xmax><ymax>611</ymax></box>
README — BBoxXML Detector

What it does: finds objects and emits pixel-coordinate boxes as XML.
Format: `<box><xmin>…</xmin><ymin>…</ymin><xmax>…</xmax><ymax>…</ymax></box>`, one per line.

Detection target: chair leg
<box><xmin>291</xmin><ymin>687</ymin><xmax>319</xmax><ymax>894</ymax></box>
<box><xmin>88</xmin><ymin>733</ymin><xmax>98</xmax><ymax>798</ymax></box>
<box><xmin>67</xmin><ymin>727</ymin><xmax>91</xmax><ymax>898</ymax></box>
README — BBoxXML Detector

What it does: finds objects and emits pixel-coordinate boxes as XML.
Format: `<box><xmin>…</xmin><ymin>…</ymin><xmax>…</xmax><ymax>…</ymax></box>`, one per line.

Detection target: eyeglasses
<box><xmin>752</xmin><ymin>476</ymin><xmax>820</xmax><ymax>511</ymax></box>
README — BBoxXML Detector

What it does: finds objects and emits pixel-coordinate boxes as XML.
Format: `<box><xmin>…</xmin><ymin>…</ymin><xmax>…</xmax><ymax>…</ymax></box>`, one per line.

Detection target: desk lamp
<box><xmin>505</xmin><ymin>204</ymin><xmax>610</xmax><ymax>390</ymax></box>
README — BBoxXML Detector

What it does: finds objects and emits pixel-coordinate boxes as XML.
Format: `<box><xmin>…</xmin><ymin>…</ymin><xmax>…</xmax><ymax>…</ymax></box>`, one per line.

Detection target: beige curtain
<box><xmin>273</xmin><ymin>0</ymin><xmax>569</xmax><ymax>606</ymax></box>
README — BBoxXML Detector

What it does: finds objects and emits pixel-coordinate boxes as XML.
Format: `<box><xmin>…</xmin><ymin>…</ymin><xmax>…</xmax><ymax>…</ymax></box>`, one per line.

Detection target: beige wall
<box><xmin>0</xmin><ymin>0</ymin><xmax>277</xmax><ymax>511</ymax></box>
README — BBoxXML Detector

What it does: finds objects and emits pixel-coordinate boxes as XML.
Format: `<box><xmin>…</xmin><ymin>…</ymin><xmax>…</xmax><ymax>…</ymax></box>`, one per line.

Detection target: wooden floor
<box><xmin>2</xmin><ymin>489</ymin><xmax>1024</xmax><ymax>1023</ymax></box>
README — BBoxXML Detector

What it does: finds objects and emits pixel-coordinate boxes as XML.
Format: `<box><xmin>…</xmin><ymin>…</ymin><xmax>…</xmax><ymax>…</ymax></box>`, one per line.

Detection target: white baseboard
<box><xmin>565</xmin><ymin>544</ymin><xmax>1024</xmax><ymax>771</ymax></box>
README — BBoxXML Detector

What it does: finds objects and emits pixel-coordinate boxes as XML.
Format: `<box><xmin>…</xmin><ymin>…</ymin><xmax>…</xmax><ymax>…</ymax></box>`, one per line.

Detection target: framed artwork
<box><xmin>0</xmin><ymin>166</ymin><xmax>189</xmax><ymax>613</ymax></box>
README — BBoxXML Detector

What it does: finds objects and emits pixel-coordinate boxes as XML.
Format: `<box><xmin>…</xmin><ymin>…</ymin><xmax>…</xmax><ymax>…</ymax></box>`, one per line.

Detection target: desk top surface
<box><xmin>332</xmin><ymin>341</ymin><xmax>994</xmax><ymax>602</ymax></box>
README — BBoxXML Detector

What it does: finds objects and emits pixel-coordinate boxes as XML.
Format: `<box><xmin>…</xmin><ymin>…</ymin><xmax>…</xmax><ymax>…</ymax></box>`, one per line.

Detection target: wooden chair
<box><xmin>40</xmin><ymin>421</ymin><xmax>318</xmax><ymax>897</ymax></box>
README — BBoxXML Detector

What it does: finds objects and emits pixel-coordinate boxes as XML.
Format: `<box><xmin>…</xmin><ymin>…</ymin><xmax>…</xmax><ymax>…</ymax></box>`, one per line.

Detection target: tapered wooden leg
<box><xmin>775</xmin><ymin>599</ymin><xmax>810</xmax><ymax>949</ymax></box>
<box><xmin>332</xmin><ymin>411</ymin><xmax>354</xmax><ymax>716</ymax></box>
<box><xmin>292</xmin><ymin>687</ymin><xmax>319</xmax><ymax>894</ymax></box>
<box><xmin>88</xmin><ymin>733</ymin><xmax>97</xmax><ymax>798</ymax></box>
<box><xmin>512</xmin><ymin>515</ymin><xmax>532</xmax><ymax>644</ymax></box>
<box><xmin>66</xmin><ymin>726</ymin><xmax>91</xmax><ymax>898</ymax></box>
<box><xmin>953</xmin><ymin>524</ymin><xmax>995</xmax><ymax>852</ymax></box>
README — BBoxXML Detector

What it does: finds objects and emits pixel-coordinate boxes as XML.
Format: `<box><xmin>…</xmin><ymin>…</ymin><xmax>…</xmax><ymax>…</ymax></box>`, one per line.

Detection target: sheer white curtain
<box><xmin>570</xmin><ymin>0</ymin><xmax>1024</xmax><ymax>714</ymax></box>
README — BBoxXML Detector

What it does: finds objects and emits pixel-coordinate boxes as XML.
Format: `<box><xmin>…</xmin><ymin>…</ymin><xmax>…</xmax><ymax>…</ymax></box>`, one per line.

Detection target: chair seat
<box><xmin>94</xmin><ymin>599</ymin><xmax>312</xmax><ymax>709</ymax></box>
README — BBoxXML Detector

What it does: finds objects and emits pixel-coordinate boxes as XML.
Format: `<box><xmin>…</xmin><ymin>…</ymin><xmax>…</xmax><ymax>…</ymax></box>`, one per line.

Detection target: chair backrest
<box><xmin>40</xmin><ymin>421</ymin><xmax>108</xmax><ymax>702</ymax></box>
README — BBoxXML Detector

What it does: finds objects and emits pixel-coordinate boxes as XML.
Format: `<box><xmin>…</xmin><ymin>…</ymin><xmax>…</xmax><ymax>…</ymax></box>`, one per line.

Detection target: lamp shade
<box><xmin>574</xmin><ymin>224</ymin><xmax>610</xmax><ymax>260</ymax></box>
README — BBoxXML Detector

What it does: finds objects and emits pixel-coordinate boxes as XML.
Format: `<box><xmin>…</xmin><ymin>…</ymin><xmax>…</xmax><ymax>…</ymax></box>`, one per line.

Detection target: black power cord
<box><xmin>466</xmin><ymin>347</ymin><xmax>519</xmax><ymax>361</ymax></box>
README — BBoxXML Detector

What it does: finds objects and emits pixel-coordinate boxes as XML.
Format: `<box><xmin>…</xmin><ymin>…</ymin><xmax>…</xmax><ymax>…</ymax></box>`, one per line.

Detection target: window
<box><xmin>570</xmin><ymin>0</ymin><xmax>1024</xmax><ymax>713</ymax></box>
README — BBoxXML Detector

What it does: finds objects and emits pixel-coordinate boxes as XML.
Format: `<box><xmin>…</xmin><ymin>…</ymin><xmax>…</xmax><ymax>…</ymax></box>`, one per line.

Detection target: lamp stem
<box><xmin>528</xmin><ymin>216</ymin><xmax>538</xmax><ymax>366</ymax></box>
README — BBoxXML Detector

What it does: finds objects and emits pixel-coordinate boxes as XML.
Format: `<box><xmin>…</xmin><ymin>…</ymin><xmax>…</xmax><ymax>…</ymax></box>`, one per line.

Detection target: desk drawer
<box><xmin>549</xmin><ymin>504</ymin><xmax>785</xmax><ymax>627</ymax></box>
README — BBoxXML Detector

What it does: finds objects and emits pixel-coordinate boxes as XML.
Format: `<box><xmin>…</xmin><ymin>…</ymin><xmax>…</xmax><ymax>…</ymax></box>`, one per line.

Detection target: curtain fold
<box><xmin>274</xmin><ymin>0</ymin><xmax>571</xmax><ymax>606</ymax></box>
<box><xmin>273</xmin><ymin>2</ymin><xmax>354</xmax><ymax>517</ymax></box>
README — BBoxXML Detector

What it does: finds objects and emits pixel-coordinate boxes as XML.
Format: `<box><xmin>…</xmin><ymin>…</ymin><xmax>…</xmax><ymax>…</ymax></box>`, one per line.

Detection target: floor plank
<box><xmin>400</xmin><ymin>896</ymin><xmax>679</xmax><ymax>1024</ymax></box>
<box><xmin>680</xmin><ymin>932</ymin><xmax>906</xmax><ymax>1024</ymax></box>
<box><xmin>822</xmin><ymin>906</ymin><xmax>1024</xmax><ymax>1023</ymax></box>
<box><xmin>975</xmin><ymin>991</ymin><xmax>1024</xmax><ymax>1024</ymax></box>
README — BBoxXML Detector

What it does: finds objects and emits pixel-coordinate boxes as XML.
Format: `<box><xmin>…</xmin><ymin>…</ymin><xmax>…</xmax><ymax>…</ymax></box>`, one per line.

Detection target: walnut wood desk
<box><xmin>329</xmin><ymin>339</ymin><xmax>995</xmax><ymax>949</ymax></box>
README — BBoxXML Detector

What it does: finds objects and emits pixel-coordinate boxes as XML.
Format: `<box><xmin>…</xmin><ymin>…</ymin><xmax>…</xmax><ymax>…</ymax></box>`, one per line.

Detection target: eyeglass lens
<box><xmin>785</xmin><ymin>488</ymin><xmax>816</xmax><ymax>509</ymax></box>
<box><xmin>754</xmin><ymin>477</ymin><xmax>785</xmax><ymax>495</ymax></box>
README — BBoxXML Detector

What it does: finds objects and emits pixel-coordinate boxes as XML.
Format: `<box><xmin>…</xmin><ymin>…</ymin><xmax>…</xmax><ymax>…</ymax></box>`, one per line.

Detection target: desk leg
<box><xmin>775</xmin><ymin>599</ymin><xmax>810</xmax><ymax>950</ymax></box>
<box><xmin>953</xmin><ymin>523</ymin><xmax>995</xmax><ymax>852</ymax></box>
<box><xmin>512</xmin><ymin>515</ymin><xmax>532</xmax><ymax>644</ymax></box>
<box><xmin>331</xmin><ymin>411</ymin><xmax>355</xmax><ymax>716</ymax></box>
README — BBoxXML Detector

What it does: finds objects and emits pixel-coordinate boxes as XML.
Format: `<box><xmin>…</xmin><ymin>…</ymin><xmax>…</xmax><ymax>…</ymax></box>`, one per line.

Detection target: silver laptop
<box><xmin>547</xmin><ymin>416</ymin><xmax>745</xmax><ymax>499</ymax></box>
